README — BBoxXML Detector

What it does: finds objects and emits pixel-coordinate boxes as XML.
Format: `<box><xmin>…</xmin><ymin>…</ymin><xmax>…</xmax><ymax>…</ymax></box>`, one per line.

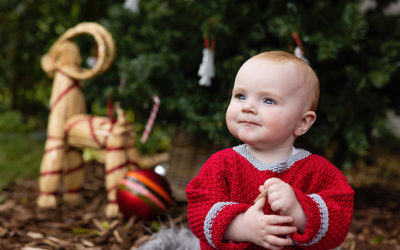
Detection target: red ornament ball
<box><xmin>116</xmin><ymin>169</ymin><xmax>173</xmax><ymax>220</ymax></box>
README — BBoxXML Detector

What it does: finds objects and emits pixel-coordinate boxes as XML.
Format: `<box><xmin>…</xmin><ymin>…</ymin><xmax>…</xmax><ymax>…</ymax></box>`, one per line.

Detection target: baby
<box><xmin>186</xmin><ymin>51</ymin><xmax>354</xmax><ymax>249</ymax></box>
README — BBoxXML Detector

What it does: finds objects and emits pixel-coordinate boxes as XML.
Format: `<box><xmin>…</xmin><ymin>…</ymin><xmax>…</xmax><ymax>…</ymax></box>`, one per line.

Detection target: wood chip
<box><xmin>172</xmin><ymin>213</ymin><xmax>187</xmax><ymax>224</ymax></box>
<box><xmin>113</xmin><ymin>229</ymin><xmax>122</xmax><ymax>243</ymax></box>
<box><xmin>350</xmin><ymin>241</ymin><xmax>356</xmax><ymax>250</ymax></box>
<box><xmin>124</xmin><ymin>216</ymin><xmax>137</xmax><ymax>230</ymax></box>
<box><xmin>47</xmin><ymin>235</ymin><xmax>70</xmax><ymax>246</ymax></box>
<box><xmin>26</xmin><ymin>232</ymin><xmax>44</xmax><ymax>239</ymax></box>
<box><xmin>109</xmin><ymin>219</ymin><xmax>120</xmax><ymax>229</ymax></box>
<box><xmin>21</xmin><ymin>247</ymin><xmax>47</xmax><ymax>250</ymax></box>
<box><xmin>0</xmin><ymin>226</ymin><xmax>8</xmax><ymax>237</ymax></box>
<box><xmin>133</xmin><ymin>235</ymin><xmax>150</xmax><ymax>248</ymax></box>
<box><xmin>0</xmin><ymin>200</ymin><xmax>16</xmax><ymax>212</ymax></box>
<box><xmin>42</xmin><ymin>239</ymin><xmax>58</xmax><ymax>247</ymax></box>
<box><xmin>92</xmin><ymin>218</ymin><xmax>107</xmax><ymax>234</ymax></box>
<box><xmin>82</xmin><ymin>212</ymin><xmax>96</xmax><ymax>222</ymax></box>
<box><xmin>81</xmin><ymin>239</ymin><xmax>95</xmax><ymax>247</ymax></box>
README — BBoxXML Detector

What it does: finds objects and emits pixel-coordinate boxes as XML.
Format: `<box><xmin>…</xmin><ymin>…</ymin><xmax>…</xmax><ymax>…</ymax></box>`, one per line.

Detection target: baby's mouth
<box><xmin>239</xmin><ymin>120</ymin><xmax>260</xmax><ymax>126</ymax></box>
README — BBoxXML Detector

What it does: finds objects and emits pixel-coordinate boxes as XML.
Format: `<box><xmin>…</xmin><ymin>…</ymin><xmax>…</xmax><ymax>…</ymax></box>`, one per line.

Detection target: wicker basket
<box><xmin>165</xmin><ymin>130</ymin><xmax>223</xmax><ymax>201</ymax></box>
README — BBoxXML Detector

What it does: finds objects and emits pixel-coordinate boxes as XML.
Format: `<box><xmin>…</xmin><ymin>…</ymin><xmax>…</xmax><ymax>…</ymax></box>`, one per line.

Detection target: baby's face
<box><xmin>225</xmin><ymin>58</ymin><xmax>314</xmax><ymax>150</ymax></box>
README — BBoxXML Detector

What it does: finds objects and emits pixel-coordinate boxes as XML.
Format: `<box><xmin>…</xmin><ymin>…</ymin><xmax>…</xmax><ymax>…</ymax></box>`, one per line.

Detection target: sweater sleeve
<box><xmin>290</xmin><ymin>155</ymin><xmax>354</xmax><ymax>249</ymax></box>
<box><xmin>185</xmin><ymin>151</ymin><xmax>252</xmax><ymax>249</ymax></box>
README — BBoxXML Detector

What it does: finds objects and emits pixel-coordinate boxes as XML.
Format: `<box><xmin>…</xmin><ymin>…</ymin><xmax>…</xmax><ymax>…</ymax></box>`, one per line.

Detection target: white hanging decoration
<box><xmin>292</xmin><ymin>32</ymin><xmax>309</xmax><ymax>64</ymax></box>
<box><xmin>124</xmin><ymin>0</ymin><xmax>140</xmax><ymax>13</ymax></box>
<box><xmin>198</xmin><ymin>47</ymin><xmax>215</xmax><ymax>87</ymax></box>
<box><xmin>294</xmin><ymin>46</ymin><xmax>309</xmax><ymax>64</ymax></box>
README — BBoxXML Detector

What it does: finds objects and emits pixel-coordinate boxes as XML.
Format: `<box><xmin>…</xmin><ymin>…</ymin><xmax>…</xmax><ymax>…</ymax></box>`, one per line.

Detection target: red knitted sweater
<box><xmin>186</xmin><ymin>145</ymin><xmax>354</xmax><ymax>249</ymax></box>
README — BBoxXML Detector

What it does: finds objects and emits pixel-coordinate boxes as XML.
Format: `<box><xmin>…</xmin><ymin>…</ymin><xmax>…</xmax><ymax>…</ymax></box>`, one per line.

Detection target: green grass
<box><xmin>0</xmin><ymin>132</ymin><xmax>45</xmax><ymax>189</ymax></box>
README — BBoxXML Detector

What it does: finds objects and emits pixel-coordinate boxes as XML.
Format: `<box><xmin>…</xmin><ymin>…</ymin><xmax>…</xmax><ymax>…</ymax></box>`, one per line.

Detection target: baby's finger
<box><xmin>259</xmin><ymin>243</ymin><xmax>282</xmax><ymax>250</ymax></box>
<box><xmin>266</xmin><ymin>183</ymin><xmax>281</xmax><ymax>194</ymax></box>
<box><xmin>259</xmin><ymin>242</ymin><xmax>283</xmax><ymax>250</ymax></box>
<box><xmin>264</xmin><ymin>235</ymin><xmax>293</xmax><ymax>247</ymax></box>
<box><xmin>269</xmin><ymin>197</ymin><xmax>286</xmax><ymax>212</ymax></box>
<box><xmin>267</xmin><ymin>190</ymin><xmax>281</xmax><ymax>203</ymax></box>
<box><xmin>266</xmin><ymin>214</ymin><xmax>293</xmax><ymax>225</ymax></box>
<box><xmin>264</xmin><ymin>177</ymin><xmax>281</xmax><ymax>189</ymax></box>
<box><xmin>267</xmin><ymin>225</ymin><xmax>297</xmax><ymax>235</ymax></box>
<box><xmin>270</xmin><ymin>201</ymin><xmax>282</xmax><ymax>212</ymax></box>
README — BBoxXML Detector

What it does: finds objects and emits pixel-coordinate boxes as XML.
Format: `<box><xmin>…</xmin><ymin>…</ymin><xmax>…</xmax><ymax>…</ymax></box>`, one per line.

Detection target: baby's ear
<box><xmin>294</xmin><ymin>111</ymin><xmax>316</xmax><ymax>137</ymax></box>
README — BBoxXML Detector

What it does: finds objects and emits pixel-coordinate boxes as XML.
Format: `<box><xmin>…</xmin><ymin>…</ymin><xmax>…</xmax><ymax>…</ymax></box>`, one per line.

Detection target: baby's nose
<box><xmin>242</xmin><ymin>100</ymin><xmax>257</xmax><ymax>113</ymax></box>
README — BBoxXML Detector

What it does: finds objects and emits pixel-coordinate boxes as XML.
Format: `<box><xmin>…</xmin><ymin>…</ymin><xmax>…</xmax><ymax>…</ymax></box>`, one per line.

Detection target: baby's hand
<box><xmin>260</xmin><ymin>178</ymin><xmax>307</xmax><ymax>233</ymax></box>
<box><xmin>261</xmin><ymin>178</ymin><xmax>300</xmax><ymax>216</ymax></box>
<box><xmin>224</xmin><ymin>195</ymin><xmax>297</xmax><ymax>249</ymax></box>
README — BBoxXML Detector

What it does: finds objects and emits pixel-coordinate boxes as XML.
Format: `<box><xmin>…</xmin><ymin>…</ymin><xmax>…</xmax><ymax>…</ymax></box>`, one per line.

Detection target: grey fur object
<box><xmin>134</xmin><ymin>224</ymin><xmax>343</xmax><ymax>250</ymax></box>
<box><xmin>136</xmin><ymin>224</ymin><xmax>200</xmax><ymax>250</ymax></box>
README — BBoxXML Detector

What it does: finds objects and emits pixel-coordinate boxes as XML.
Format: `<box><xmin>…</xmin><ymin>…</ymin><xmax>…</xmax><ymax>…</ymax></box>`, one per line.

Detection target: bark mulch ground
<box><xmin>0</xmin><ymin>161</ymin><xmax>399</xmax><ymax>249</ymax></box>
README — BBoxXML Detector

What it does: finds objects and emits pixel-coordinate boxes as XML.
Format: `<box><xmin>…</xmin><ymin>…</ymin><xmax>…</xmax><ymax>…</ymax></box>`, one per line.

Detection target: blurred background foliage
<box><xmin>1</xmin><ymin>0</ymin><xmax>400</xmax><ymax>179</ymax></box>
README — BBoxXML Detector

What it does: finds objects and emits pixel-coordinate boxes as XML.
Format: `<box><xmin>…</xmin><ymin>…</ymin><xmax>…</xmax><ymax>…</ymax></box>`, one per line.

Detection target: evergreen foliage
<box><xmin>1</xmin><ymin>1</ymin><xmax>400</xmax><ymax>166</ymax></box>
<box><xmin>0</xmin><ymin>0</ymin><xmax>121</xmax><ymax>127</ymax></box>
<box><xmin>98</xmin><ymin>0</ymin><xmax>400</xmax><ymax>165</ymax></box>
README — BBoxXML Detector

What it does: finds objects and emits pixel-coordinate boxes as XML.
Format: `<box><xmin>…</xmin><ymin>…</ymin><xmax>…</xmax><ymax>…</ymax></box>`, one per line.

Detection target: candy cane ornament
<box><xmin>141</xmin><ymin>95</ymin><xmax>160</xmax><ymax>144</ymax></box>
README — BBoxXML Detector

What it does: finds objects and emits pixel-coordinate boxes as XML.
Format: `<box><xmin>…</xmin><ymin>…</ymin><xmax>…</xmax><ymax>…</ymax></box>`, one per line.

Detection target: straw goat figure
<box><xmin>37</xmin><ymin>22</ymin><xmax>168</xmax><ymax>217</ymax></box>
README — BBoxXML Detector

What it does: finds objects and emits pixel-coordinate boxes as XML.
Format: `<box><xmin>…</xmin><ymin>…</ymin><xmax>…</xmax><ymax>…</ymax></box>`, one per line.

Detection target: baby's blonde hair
<box><xmin>252</xmin><ymin>51</ymin><xmax>320</xmax><ymax>112</ymax></box>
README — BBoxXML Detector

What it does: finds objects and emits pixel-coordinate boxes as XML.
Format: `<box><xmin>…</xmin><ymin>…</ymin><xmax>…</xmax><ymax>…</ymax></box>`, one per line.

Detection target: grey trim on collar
<box><xmin>232</xmin><ymin>144</ymin><xmax>311</xmax><ymax>172</ymax></box>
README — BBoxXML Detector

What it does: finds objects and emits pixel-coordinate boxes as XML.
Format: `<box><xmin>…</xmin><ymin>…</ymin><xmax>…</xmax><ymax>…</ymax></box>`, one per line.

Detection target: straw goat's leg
<box><xmin>104</xmin><ymin>129</ymin><xmax>130</xmax><ymax>217</ymax></box>
<box><xmin>62</xmin><ymin>147</ymin><xmax>85</xmax><ymax>204</ymax></box>
<box><xmin>37</xmin><ymin>137</ymin><xmax>65</xmax><ymax>208</ymax></box>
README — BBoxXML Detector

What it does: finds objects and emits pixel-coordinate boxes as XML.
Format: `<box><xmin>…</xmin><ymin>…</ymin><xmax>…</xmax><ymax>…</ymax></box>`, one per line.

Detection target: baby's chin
<box><xmin>230</xmin><ymin>128</ymin><xmax>263</xmax><ymax>146</ymax></box>
<box><xmin>237</xmin><ymin>135</ymin><xmax>259</xmax><ymax>147</ymax></box>
<box><xmin>237</xmin><ymin>136</ymin><xmax>270</xmax><ymax>151</ymax></box>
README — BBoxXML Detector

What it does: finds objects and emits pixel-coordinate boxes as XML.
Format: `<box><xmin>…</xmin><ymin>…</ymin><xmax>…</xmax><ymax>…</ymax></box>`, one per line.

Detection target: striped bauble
<box><xmin>117</xmin><ymin>169</ymin><xmax>172</xmax><ymax>220</ymax></box>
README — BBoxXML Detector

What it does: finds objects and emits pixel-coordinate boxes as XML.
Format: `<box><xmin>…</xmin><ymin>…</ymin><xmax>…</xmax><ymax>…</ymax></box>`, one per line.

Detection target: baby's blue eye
<box><xmin>235</xmin><ymin>94</ymin><xmax>245</xmax><ymax>100</ymax></box>
<box><xmin>263</xmin><ymin>98</ymin><xmax>276</xmax><ymax>105</ymax></box>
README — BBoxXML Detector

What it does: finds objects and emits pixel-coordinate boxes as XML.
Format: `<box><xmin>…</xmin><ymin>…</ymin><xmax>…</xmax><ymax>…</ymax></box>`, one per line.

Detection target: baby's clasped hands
<box><xmin>258</xmin><ymin>177</ymin><xmax>307</xmax><ymax>233</ymax></box>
